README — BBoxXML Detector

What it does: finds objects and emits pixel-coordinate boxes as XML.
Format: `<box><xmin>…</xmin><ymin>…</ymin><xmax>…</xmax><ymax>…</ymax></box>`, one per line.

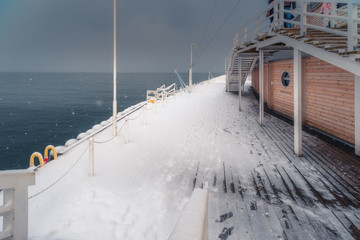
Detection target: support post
<box><xmin>89</xmin><ymin>137</ymin><xmax>94</xmax><ymax>177</ymax></box>
<box><xmin>143</xmin><ymin>106</ymin><xmax>146</xmax><ymax>126</ymax></box>
<box><xmin>3</xmin><ymin>189</ymin><xmax>14</xmax><ymax>239</ymax></box>
<box><xmin>259</xmin><ymin>49</ymin><xmax>264</xmax><ymax>125</ymax></box>
<box><xmin>355</xmin><ymin>75</ymin><xmax>360</xmax><ymax>156</ymax></box>
<box><xmin>238</xmin><ymin>55</ymin><xmax>242</xmax><ymax>111</ymax></box>
<box><xmin>294</xmin><ymin>49</ymin><xmax>302</xmax><ymax>156</ymax></box>
<box><xmin>125</xmin><ymin>116</ymin><xmax>129</xmax><ymax>144</ymax></box>
<box><xmin>162</xmin><ymin>91</ymin><xmax>164</xmax><ymax>107</ymax></box>
<box><xmin>155</xmin><ymin>94</ymin><xmax>158</xmax><ymax>114</ymax></box>
<box><xmin>13</xmin><ymin>186</ymin><xmax>29</xmax><ymax>239</ymax></box>
<box><xmin>0</xmin><ymin>170</ymin><xmax>35</xmax><ymax>240</ymax></box>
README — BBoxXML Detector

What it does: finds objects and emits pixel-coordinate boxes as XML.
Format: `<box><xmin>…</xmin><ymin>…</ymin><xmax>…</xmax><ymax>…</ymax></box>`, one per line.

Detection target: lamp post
<box><xmin>112</xmin><ymin>0</ymin><xmax>117</xmax><ymax>136</ymax></box>
<box><xmin>189</xmin><ymin>43</ymin><xmax>197</xmax><ymax>92</ymax></box>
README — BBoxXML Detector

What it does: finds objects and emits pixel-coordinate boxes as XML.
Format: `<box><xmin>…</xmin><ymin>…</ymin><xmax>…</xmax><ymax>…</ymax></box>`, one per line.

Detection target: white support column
<box><xmin>89</xmin><ymin>137</ymin><xmax>94</xmax><ymax>177</ymax></box>
<box><xmin>294</xmin><ymin>48</ymin><xmax>302</xmax><ymax>156</ymax></box>
<box><xmin>355</xmin><ymin>75</ymin><xmax>360</xmax><ymax>156</ymax></box>
<box><xmin>259</xmin><ymin>50</ymin><xmax>264</xmax><ymax>126</ymax></box>
<box><xmin>238</xmin><ymin>55</ymin><xmax>242</xmax><ymax>111</ymax></box>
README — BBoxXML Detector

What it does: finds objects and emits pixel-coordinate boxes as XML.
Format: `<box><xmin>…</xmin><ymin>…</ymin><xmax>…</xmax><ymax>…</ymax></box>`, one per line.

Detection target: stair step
<box><xmin>339</xmin><ymin>51</ymin><xmax>360</xmax><ymax>56</ymax></box>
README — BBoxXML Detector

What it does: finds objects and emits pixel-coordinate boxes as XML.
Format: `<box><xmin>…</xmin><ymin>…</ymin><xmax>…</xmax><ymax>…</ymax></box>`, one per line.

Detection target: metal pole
<box><xmin>89</xmin><ymin>137</ymin><xmax>94</xmax><ymax>177</ymax></box>
<box><xmin>112</xmin><ymin>0</ymin><xmax>118</xmax><ymax>137</ymax></box>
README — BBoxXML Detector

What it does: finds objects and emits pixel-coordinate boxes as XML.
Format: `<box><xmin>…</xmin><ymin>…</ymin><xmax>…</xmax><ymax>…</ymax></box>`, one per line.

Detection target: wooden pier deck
<box><xmin>194</xmin><ymin>85</ymin><xmax>360</xmax><ymax>240</ymax></box>
<box><xmin>28</xmin><ymin>78</ymin><xmax>359</xmax><ymax>239</ymax></box>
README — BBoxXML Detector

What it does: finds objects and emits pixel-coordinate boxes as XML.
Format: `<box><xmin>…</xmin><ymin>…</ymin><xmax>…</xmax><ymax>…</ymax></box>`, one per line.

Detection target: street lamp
<box><xmin>189</xmin><ymin>43</ymin><xmax>197</xmax><ymax>92</ymax></box>
<box><xmin>112</xmin><ymin>0</ymin><xmax>117</xmax><ymax>137</ymax></box>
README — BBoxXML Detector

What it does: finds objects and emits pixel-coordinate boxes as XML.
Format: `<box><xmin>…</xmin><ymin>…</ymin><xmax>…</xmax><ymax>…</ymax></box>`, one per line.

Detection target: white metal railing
<box><xmin>0</xmin><ymin>170</ymin><xmax>35</xmax><ymax>240</ymax></box>
<box><xmin>146</xmin><ymin>83</ymin><xmax>176</xmax><ymax>102</ymax></box>
<box><xmin>146</xmin><ymin>84</ymin><xmax>164</xmax><ymax>101</ymax></box>
<box><xmin>234</xmin><ymin>1</ymin><xmax>360</xmax><ymax>52</ymax></box>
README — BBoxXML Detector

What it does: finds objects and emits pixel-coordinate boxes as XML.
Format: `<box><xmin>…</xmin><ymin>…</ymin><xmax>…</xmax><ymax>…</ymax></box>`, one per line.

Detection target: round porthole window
<box><xmin>281</xmin><ymin>71</ymin><xmax>290</xmax><ymax>87</ymax></box>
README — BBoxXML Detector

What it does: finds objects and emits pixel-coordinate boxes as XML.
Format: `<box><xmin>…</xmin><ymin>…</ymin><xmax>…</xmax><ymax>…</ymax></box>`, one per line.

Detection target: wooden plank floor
<box><xmin>194</xmin><ymin>87</ymin><xmax>360</xmax><ymax>240</ymax></box>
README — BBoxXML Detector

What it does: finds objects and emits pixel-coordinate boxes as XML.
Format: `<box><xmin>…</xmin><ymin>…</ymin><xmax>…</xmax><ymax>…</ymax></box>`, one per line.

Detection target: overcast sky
<box><xmin>0</xmin><ymin>0</ymin><xmax>264</xmax><ymax>73</ymax></box>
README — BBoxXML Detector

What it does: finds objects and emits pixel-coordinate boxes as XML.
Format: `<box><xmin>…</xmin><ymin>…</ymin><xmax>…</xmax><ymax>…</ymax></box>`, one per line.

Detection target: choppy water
<box><xmin>0</xmin><ymin>72</ymin><xmax>218</xmax><ymax>170</ymax></box>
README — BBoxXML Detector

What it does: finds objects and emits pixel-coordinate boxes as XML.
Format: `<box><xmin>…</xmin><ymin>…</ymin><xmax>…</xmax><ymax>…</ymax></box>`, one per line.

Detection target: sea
<box><xmin>0</xmin><ymin>72</ymin><xmax>220</xmax><ymax>170</ymax></box>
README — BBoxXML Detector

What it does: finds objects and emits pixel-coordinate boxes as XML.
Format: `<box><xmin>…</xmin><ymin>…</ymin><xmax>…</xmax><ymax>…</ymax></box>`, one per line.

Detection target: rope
<box><xmin>93</xmin><ymin>135</ymin><xmax>116</xmax><ymax>144</ymax></box>
<box><xmin>93</xmin><ymin>117</ymin><xmax>126</xmax><ymax>144</ymax></box>
<box><xmin>28</xmin><ymin>102</ymin><xmax>151</xmax><ymax>200</ymax></box>
<box><xmin>28</xmin><ymin>145</ymin><xmax>89</xmax><ymax>200</ymax></box>
<box><xmin>128</xmin><ymin>109</ymin><xmax>144</xmax><ymax>121</ymax></box>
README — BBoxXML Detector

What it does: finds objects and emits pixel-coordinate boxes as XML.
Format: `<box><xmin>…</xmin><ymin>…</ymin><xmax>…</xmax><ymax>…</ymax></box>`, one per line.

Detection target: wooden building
<box><xmin>251</xmin><ymin>56</ymin><xmax>356</xmax><ymax>145</ymax></box>
<box><xmin>225</xmin><ymin>0</ymin><xmax>360</xmax><ymax>156</ymax></box>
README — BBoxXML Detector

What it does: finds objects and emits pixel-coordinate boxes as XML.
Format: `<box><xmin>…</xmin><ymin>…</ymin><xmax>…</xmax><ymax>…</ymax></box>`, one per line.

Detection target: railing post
<box><xmin>300</xmin><ymin>2</ymin><xmax>308</xmax><ymax>35</ymax></box>
<box><xmin>0</xmin><ymin>170</ymin><xmax>35</xmax><ymax>240</ymax></box>
<box><xmin>279</xmin><ymin>1</ymin><xmax>284</xmax><ymax>29</ymax></box>
<box><xmin>143</xmin><ymin>106</ymin><xmax>146</xmax><ymax>126</ymax></box>
<box><xmin>155</xmin><ymin>93</ymin><xmax>158</xmax><ymax>114</ymax></box>
<box><xmin>347</xmin><ymin>3</ymin><xmax>358</xmax><ymax>51</ymax></box>
<box><xmin>13</xmin><ymin>186</ymin><xmax>29</xmax><ymax>239</ymax></box>
<box><xmin>125</xmin><ymin>116</ymin><xmax>129</xmax><ymax>144</ymax></box>
<box><xmin>273</xmin><ymin>1</ymin><xmax>279</xmax><ymax>29</ymax></box>
<box><xmin>89</xmin><ymin>137</ymin><xmax>94</xmax><ymax>177</ymax></box>
<box><xmin>3</xmin><ymin>189</ymin><xmax>14</xmax><ymax>238</ymax></box>
<box><xmin>162</xmin><ymin>90</ymin><xmax>165</xmax><ymax>107</ymax></box>
<box><xmin>329</xmin><ymin>0</ymin><xmax>336</xmax><ymax>28</ymax></box>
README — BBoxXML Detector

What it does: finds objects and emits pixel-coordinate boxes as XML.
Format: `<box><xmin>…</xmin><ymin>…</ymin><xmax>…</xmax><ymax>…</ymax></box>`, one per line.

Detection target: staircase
<box><xmin>226</xmin><ymin>48</ymin><xmax>258</xmax><ymax>92</ymax></box>
<box><xmin>225</xmin><ymin>0</ymin><xmax>360</xmax><ymax>91</ymax></box>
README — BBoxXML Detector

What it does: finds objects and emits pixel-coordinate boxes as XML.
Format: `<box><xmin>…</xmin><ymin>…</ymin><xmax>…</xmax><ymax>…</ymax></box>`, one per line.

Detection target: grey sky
<box><xmin>0</xmin><ymin>0</ymin><xmax>264</xmax><ymax>73</ymax></box>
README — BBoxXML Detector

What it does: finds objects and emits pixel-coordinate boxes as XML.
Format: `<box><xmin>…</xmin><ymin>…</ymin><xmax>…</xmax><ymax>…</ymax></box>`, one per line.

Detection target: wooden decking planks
<box><xmin>189</xmin><ymin>86</ymin><xmax>360</xmax><ymax>239</ymax></box>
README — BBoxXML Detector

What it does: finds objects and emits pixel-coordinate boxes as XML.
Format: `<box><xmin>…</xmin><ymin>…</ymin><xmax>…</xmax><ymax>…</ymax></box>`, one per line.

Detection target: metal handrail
<box><xmin>234</xmin><ymin>1</ymin><xmax>359</xmax><ymax>52</ymax></box>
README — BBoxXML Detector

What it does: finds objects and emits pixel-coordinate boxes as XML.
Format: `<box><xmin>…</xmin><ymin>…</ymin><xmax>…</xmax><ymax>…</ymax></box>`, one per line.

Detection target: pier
<box><xmin>24</xmin><ymin>76</ymin><xmax>360</xmax><ymax>239</ymax></box>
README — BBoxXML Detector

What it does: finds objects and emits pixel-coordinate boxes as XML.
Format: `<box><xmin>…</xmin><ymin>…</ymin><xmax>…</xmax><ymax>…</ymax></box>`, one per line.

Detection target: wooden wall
<box><xmin>252</xmin><ymin>57</ymin><xmax>355</xmax><ymax>144</ymax></box>
<box><xmin>304</xmin><ymin>57</ymin><xmax>355</xmax><ymax>144</ymax></box>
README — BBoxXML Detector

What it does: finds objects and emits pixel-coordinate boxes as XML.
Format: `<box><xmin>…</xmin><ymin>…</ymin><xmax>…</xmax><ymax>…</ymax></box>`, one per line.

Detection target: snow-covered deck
<box><xmin>28</xmin><ymin>76</ymin><xmax>360</xmax><ymax>239</ymax></box>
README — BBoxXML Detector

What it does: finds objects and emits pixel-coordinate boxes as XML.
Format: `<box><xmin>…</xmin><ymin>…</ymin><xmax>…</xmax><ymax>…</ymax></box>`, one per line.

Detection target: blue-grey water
<box><xmin>0</xmin><ymin>72</ymin><xmax>220</xmax><ymax>170</ymax></box>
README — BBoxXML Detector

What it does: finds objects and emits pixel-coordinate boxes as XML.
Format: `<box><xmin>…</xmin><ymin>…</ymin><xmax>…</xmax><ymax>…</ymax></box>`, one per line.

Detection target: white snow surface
<box><xmin>28</xmin><ymin>75</ymin><xmax>259</xmax><ymax>239</ymax></box>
